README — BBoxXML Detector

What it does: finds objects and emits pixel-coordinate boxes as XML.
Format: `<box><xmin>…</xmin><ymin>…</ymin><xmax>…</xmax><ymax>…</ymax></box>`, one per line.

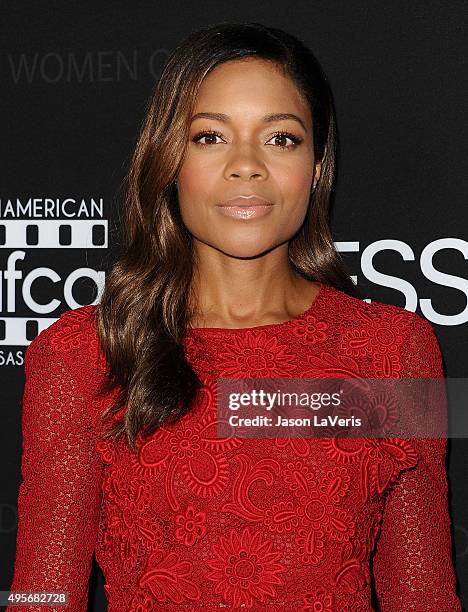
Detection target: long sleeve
<box><xmin>373</xmin><ymin>314</ymin><xmax>462</xmax><ymax>610</ymax></box>
<box><xmin>7</xmin><ymin>321</ymin><xmax>104</xmax><ymax>612</ymax></box>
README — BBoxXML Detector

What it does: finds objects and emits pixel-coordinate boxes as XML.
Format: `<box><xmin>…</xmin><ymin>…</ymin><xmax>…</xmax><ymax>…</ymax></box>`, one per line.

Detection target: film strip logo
<box><xmin>0</xmin><ymin>219</ymin><xmax>107</xmax><ymax>248</ymax></box>
<box><xmin>0</xmin><ymin>219</ymin><xmax>107</xmax><ymax>346</ymax></box>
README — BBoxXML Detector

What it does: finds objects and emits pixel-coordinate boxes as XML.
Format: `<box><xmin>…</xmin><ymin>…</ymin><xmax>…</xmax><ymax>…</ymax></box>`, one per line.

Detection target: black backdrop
<box><xmin>2</xmin><ymin>2</ymin><xmax>467</xmax><ymax>610</ymax></box>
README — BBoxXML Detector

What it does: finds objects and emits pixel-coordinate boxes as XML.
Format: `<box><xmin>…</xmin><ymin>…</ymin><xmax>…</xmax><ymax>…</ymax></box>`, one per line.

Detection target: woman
<box><xmin>8</xmin><ymin>22</ymin><xmax>461</xmax><ymax>611</ymax></box>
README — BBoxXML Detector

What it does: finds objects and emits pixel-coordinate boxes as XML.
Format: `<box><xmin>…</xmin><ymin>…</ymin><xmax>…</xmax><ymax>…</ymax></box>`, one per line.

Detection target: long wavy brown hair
<box><xmin>95</xmin><ymin>21</ymin><xmax>361</xmax><ymax>450</ymax></box>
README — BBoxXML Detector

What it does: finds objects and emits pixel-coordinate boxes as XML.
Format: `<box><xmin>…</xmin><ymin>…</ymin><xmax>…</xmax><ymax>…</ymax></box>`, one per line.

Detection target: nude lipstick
<box><xmin>215</xmin><ymin>196</ymin><xmax>274</xmax><ymax>220</ymax></box>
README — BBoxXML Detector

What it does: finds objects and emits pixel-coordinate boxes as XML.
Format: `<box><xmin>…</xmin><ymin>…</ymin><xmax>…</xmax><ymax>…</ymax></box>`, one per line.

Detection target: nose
<box><xmin>223</xmin><ymin>142</ymin><xmax>268</xmax><ymax>181</ymax></box>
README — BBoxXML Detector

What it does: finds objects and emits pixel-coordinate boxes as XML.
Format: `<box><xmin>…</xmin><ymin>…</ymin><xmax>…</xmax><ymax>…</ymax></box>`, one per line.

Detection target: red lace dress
<box><xmin>8</xmin><ymin>281</ymin><xmax>462</xmax><ymax>611</ymax></box>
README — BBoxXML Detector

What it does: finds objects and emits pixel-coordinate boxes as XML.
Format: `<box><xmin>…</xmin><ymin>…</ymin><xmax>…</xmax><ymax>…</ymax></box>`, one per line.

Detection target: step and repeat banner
<box><xmin>2</xmin><ymin>3</ymin><xmax>467</xmax><ymax>610</ymax></box>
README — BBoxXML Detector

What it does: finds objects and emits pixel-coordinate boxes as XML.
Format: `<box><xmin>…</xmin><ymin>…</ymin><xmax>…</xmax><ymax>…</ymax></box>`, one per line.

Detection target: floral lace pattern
<box><xmin>8</xmin><ymin>282</ymin><xmax>462</xmax><ymax>611</ymax></box>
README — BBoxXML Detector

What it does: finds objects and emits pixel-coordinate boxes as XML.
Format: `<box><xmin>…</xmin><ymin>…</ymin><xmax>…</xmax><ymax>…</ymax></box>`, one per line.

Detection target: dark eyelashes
<box><xmin>191</xmin><ymin>129</ymin><xmax>223</xmax><ymax>144</ymax></box>
<box><xmin>274</xmin><ymin>131</ymin><xmax>303</xmax><ymax>146</ymax></box>
<box><xmin>191</xmin><ymin>129</ymin><xmax>304</xmax><ymax>149</ymax></box>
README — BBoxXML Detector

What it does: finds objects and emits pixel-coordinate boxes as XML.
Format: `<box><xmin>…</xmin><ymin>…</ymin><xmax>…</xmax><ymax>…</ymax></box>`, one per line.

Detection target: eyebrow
<box><xmin>190</xmin><ymin>111</ymin><xmax>308</xmax><ymax>132</ymax></box>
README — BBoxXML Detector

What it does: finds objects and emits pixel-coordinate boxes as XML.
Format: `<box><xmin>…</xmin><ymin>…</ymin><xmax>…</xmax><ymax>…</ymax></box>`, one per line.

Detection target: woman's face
<box><xmin>176</xmin><ymin>57</ymin><xmax>321</xmax><ymax>259</ymax></box>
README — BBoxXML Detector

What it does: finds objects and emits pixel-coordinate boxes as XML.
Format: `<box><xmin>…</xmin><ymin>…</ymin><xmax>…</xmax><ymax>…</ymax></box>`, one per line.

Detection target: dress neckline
<box><xmin>185</xmin><ymin>281</ymin><xmax>329</xmax><ymax>336</ymax></box>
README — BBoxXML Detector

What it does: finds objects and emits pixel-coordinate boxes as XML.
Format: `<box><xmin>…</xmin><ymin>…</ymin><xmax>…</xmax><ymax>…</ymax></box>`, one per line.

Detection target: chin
<box><xmin>217</xmin><ymin>243</ymin><xmax>278</xmax><ymax>259</ymax></box>
<box><xmin>193</xmin><ymin>232</ymin><xmax>281</xmax><ymax>259</ymax></box>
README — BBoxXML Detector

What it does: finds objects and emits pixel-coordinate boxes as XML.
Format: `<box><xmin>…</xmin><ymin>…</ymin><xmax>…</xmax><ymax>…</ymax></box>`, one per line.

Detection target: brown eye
<box><xmin>192</xmin><ymin>130</ymin><xmax>224</xmax><ymax>146</ymax></box>
<box><xmin>266</xmin><ymin>131</ymin><xmax>303</xmax><ymax>149</ymax></box>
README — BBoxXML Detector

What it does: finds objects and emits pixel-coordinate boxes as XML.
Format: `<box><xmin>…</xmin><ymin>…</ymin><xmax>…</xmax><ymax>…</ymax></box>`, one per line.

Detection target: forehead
<box><xmin>193</xmin><ymin>58</ymin><xmax>310</xmax><ymax>124</ymax></box>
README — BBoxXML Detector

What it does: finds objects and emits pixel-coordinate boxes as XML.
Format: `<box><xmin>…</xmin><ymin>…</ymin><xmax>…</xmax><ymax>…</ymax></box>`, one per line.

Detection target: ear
<box><xmin>313</xmin><ymin>159</ymin><xmax>323</xmax><ymax>189</ymax></box>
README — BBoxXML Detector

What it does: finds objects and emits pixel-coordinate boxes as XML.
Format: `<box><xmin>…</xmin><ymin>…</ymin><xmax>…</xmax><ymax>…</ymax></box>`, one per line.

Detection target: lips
<box><xmin>217</xmin><ymin>196</ymin><xmax>273</xmax><ymax>207</ymax></box>
<box><xmin>215</xmin><ymin>196</ymin><xmax>275</xmax><ymax>220</ymax></box>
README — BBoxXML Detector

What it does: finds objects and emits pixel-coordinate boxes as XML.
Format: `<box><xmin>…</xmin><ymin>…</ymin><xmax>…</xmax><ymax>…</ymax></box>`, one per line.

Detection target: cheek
<box><xmin>177</xmin><ymin>159</ymin><xmax>212</xmax><ymax>208</ymax></box>
<box><xmin>176</xmin><ymin>160</ymin><xmax>216</xmax><ymax>231</ymax></box>
<box><xmin>177</xmin><ymin>160</ymin><xmax>205</xmax><ymax>197</ymax></box>
<box><xmin>276</xmin><ymin>159</ymin><xmax>314</xmax><ymax>199</ymax></box>
<box><xmin>266</xmin><ymin>172</ymin><xmax>312</xmax><ymax>237</ymax></box>
<box><xmin>274</xmin><ymin>160</ymin><xmax>314</xmax><ymax>233</ymax></box>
